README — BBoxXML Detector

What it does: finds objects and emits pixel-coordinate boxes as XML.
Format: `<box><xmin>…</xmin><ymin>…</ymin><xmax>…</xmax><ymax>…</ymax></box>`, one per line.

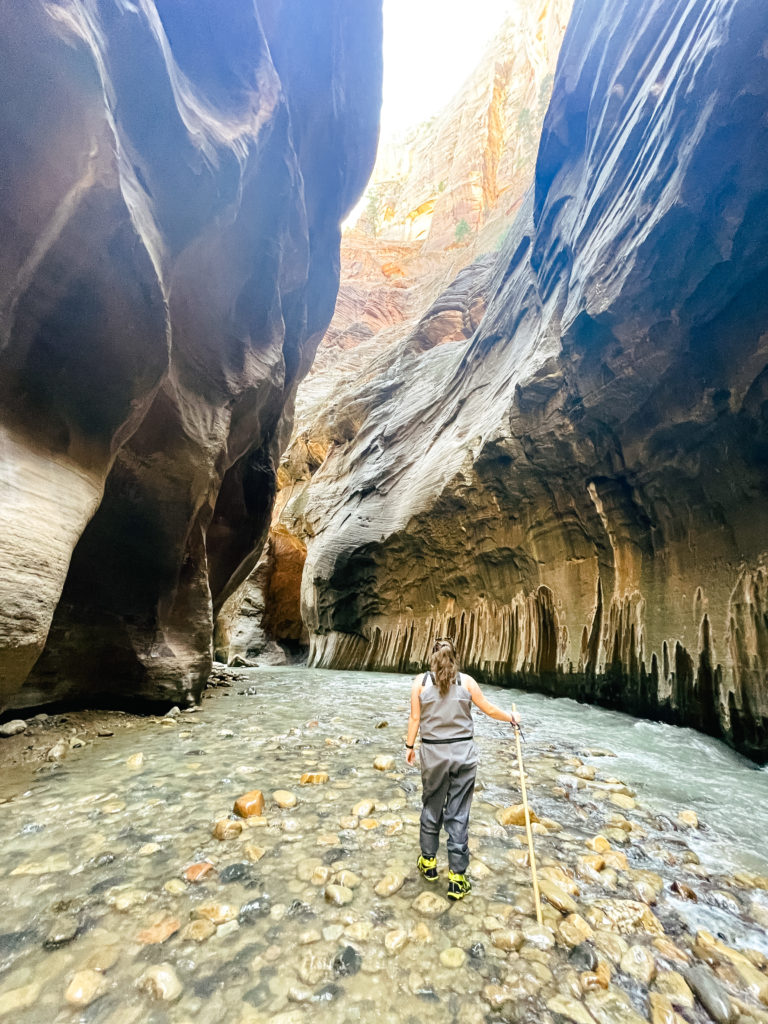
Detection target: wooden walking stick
<box><xmin>512</xmin><ymin>703</ymin><xmax>543</xmax><ymax>925</ymax></box>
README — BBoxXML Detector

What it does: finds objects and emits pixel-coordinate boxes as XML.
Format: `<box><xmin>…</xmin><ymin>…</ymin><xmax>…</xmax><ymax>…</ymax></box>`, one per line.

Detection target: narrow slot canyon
<box><xmin>1</xmin><ymin>1</ymin><xmax>768</xmax><ymax>1022</ymax></box>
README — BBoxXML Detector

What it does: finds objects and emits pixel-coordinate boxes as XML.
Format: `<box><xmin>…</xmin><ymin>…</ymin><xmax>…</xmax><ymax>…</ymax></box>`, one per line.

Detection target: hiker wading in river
<box><xmin>405</xmin><ymin>637</ymin><xmax>521</xmax><ymax>900</ymax></box>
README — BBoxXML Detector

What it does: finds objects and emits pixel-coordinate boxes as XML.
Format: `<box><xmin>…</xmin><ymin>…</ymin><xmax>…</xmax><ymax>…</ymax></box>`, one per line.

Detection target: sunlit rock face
<box><xmin>215</xmin><ymin>524</ymin><xmax>308</xmax><ymax>666</ymax></box>
<box><xmin>0</xmin><ymin>0</ymin><xmax>381</xmax><ymax>708</ymax></box>
<box><xmin>302</xmin><ymin>0</ymin><xmax>768</xmax><ymax>761</ymax></box>
<box><xmin>372</xmin><ymin>0</ymin><xmax>573</xmax><ymax>249</ymax></box>
<box><xmin>296</xmin><ymin>0</ymin><xmax>574</xmax><ymax>427</ymax></box>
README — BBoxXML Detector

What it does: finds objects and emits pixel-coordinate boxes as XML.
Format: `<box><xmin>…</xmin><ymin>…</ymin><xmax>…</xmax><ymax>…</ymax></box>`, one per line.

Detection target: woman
<box><xmin>405</xmin><ymin>637</ymin><xmax>521</xmax><ymax>900</ymax></box>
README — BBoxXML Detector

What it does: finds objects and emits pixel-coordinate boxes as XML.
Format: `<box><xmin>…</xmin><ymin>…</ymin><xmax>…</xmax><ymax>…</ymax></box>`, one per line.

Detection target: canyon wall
<box><xmin>219</xmin><ymin>0</ymin><xmax>575</xmax><ymax>663</ymax></box>
<box><xmin>368</xmin><ymin>0</ymin><xmax>573</xmax><ymax>250</ymax></box>
<box><xmin>0</xmin><ymin>0</ymin><xmax>381</xmax><ymax>709</ymax></box>
<box><xmin>301</xmin><ymin>0</ymin><xmax>574</xmax><ymax>423</ymax></box>
<box><xmin>299</xmin><ymin>0</ymin><xmax>768</xmax><ymax>762</ymax></box>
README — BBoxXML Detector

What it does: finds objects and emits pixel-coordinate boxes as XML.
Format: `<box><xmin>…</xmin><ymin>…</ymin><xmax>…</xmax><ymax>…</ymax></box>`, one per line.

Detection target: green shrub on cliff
<box><xmin>454</xmin><ymin>218</ymin><xmax>471</xmax><ymax>243</ymax></box>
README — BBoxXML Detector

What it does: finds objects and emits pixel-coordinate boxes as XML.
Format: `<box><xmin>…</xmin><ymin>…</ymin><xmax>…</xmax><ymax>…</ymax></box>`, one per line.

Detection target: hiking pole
<box><xmin>512</xmin><ymin>702</ymin><xmax>543</xmax><ymax>926</ymax></box>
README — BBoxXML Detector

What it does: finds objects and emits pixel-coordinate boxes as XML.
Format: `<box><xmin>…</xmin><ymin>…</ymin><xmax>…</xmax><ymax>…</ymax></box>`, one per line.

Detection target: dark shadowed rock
<box><xmin>568</xmin><ymin>942</ymin><xmax>598</xmax><ymax>972</ymax></box>
<box><xmin>0</xmin><ymin>0</ymin><xmax>381</xmax><ymax>709</ymax></box>
<box><xmin>237</xmin><ymin>897</ymin><xmax>271</xmax><ymax>925</ymax></box>
<box><xmin>333</xmin><ymin>945</ymin><xmax>362</xmax><ymax>976</ymax></box>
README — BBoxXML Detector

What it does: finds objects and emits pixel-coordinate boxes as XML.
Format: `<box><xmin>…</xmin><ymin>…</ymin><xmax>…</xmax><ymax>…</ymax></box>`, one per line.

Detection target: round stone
<box><xmin>333</xmin><ymin>945</ymin><xmax>362</xmax><ymax>976</ymax></box>
<box><xmin>325</xmin><ymin>884</ymin><xmax>354</xmax><ymax>906</ymax></box>
<box><xmin>137</xmin><ymin>963</ymin><xmax>183</xmax><ymax>1001</ymax></box>
<box><xmin>65</xmin><ymin>970</ymin><xmax>106</xmax><ymax>1008</ymax></box>
<box><xmin>522</xmin><ymin>922</ymin><xmax>556</xmax><ymax>950</ymax></box>
<box><xmin>558</xmin><ymin>914</ymin><xmax>594</xmax><ymax>948</ymax></box>
<box><xmin>0</xmin><ymin>720</ymin><xmax>27</xmax><ymax>737</ymax></box>
<box><xmin>620</xmin><ymin>944</ymin><xmax>657</xmax><ymax>985</ymax></box>
<box><xmin>375</xmin><ymin>872</ymin><xmax>405</xmax><ymax>897</ymax></box>
<box><xmin>440</xmin><ymin>947</ymin><xmax>466</xmax><ymax>968</ymax></box>
<box><xmin>412</xmin><ymin>891</ymin><xmax>448</xmax><ymax>917</ymax></box>
<box><xmin>239</xmin><ymin>896</ymin><xmax>272</xmax><ymax>924</ymax></box>
<box><xmin>333</xmin><ymin>870</ymin><xmax>360</xmax><ymax>889</ymax></box>
<box><xmin>212</xmin><ymin>818</ymin><xmax>242</xmax><ymax>840</ymax></box>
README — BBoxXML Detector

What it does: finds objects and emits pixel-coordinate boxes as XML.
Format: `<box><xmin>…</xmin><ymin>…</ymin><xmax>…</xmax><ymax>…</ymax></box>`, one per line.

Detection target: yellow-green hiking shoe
<box><xmin>417</xmin><ymin>855</ymin><xmax>438</xmax><ymax>881</ymax></box>
<box><xmin>447</xmin><ymin>871</ymin><xmax>471</xmax><ymax>900</ymax></box>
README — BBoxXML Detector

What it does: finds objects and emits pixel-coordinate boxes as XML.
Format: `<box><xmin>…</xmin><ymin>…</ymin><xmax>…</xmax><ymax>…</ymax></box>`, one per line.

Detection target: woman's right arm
<box><xmin>466</xmin><ymin>676</ymin><xmax>521</xmax><ymax>725</ymax></box>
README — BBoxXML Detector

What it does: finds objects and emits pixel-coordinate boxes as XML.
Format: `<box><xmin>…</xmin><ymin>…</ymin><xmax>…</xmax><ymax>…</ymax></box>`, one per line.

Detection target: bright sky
<box><xmin>380</xmin><ymin>0</ymin><xmax>515</xmax><ymax>137</ymax></box>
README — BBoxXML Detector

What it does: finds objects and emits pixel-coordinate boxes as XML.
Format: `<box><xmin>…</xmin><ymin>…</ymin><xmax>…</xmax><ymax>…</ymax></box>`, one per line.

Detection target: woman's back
<box><xmin>418</xmin><ymin>671</ymin><xmax>474</xmax><ymax>743</ymax></box>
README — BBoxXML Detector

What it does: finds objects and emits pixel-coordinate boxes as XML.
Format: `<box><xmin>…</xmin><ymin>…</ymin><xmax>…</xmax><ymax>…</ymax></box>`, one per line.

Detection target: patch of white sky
<box><xmin>380</xmin><ymin>0</ymin><xmax>516</xmax><ymax>139</ymax></box>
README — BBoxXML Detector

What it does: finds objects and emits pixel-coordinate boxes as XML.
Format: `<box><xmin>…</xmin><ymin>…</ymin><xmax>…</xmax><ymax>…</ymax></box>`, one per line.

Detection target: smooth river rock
<box><xmin>64</xmin><ymin>970</ymin><xmax>106</xmax><ymax>1008</ymax></box>
<box><xmin>0</xmin><ymin>720</ymin><xmax>27</xmax><ymax>737</ymax></box>
<box><xmin>684</xmin><ymin>966</ymin><xmax>737</xmax><ymax>1024</ymax></box>
<box><xmin>137</xmin><ymin>963</ymin><xmax>183</xmax><ymax>1002</ymax></box>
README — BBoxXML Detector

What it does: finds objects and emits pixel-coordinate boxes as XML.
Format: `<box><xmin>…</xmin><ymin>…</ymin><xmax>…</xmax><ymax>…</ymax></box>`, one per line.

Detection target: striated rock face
<box><xmin>0</xmin><ymin>0</ymin><xmax>381</xmax><ymax>708</ymax></box>
<box><xmin>300</xmin><ymin>0</ymin><xmax>768</xmax><ymax>761</ymax></box>
<box><xmin>294</xmin><ymin>0</ymin><xmax>573</xmax><ymax>427</ymax></box>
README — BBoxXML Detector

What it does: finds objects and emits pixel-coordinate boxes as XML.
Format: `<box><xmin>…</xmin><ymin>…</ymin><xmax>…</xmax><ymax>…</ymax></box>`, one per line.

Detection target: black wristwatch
<box><xmin>405</xmin><ymin>743</ymin><xmax>414</xmax><ymax>749</ymax></box>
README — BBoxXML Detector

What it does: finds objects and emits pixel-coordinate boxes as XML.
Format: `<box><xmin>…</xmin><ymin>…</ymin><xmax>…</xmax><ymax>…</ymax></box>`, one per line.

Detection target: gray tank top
<box><xmin>419</xmin><ymin>672</ymin><xmax>474</xmax><ymax>743</ymax></box>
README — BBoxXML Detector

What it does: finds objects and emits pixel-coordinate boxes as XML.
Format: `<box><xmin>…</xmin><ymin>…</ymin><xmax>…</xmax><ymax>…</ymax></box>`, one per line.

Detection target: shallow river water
<box><xmin>1</xmin><ymin>667</ymin><xmax>767</xmax><ymax>1024</ymax></box>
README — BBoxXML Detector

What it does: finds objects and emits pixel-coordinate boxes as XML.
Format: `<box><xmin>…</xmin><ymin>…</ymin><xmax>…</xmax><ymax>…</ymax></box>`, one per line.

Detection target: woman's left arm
<box><xmin>405</xmin><ymin>679</ymin><xmax>421</xmax><ymax>764</ymax></box>
<box><xmin>465</xmin><ymin>676</ymin><xmax>521</xmax><ymax>725</ymax></box>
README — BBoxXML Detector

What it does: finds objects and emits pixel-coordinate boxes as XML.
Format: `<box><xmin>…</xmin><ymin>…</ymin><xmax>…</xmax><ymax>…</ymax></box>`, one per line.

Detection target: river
<box><xmin>1</xmin><ymin>667</ymin><xmax>767</xmax><ymax>1023</ymax></box>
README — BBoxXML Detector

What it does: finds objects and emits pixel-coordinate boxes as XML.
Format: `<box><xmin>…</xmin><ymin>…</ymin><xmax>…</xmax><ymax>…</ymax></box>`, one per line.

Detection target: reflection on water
<box><xmin>0</xmin><ymin>667</ymin><xmax>766</xmax><ymax>1023</ymax></box>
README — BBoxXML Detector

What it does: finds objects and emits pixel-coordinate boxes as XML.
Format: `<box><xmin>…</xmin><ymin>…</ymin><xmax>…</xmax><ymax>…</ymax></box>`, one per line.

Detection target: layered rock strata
<box><xmin>292</xmin><ymin>0</ymin><xmax>574</xmax><ymax>434</ymax></box>
<box><xmin>0</xmin><ymin>0</ymin><xmax>381</xmax><ymax>708</ymax></box>
<box><xmin>300</xmin><ymin>0</ymin><xmax>768</xmax><ymax>761</ymax></box>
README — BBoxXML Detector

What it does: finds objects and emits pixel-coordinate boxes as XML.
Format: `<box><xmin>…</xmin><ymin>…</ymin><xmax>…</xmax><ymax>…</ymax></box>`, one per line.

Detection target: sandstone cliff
<box><xmin>0</xmin><ymin>0</ymin><xmax>381</xmax><ymax>709</ymax></box>
<box><xmin>300</xmin><ymin>0</ymin><xmax>768</xmax><ymax>762</ymax></box>
<box><xmin>299</xmin><ymin>0</ymin><xmax>573</xmax><ymax>430</ymax></box>
<box><xmin>216</xmin><ymin>0</ymin><xmax>575</xmax><ymax>666</ymax></box>
<box><xmin>368</xmin><ymin>0</ymin><xmax>573</xmax><ymax>251</ymax></box>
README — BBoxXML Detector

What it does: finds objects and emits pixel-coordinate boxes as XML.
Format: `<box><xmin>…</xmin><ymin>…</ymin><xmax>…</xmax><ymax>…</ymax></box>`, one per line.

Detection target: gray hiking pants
<box><xmin>419</xmin><ymin>739</ymin><xmax>477</xmax><ymax>873</ymax></box>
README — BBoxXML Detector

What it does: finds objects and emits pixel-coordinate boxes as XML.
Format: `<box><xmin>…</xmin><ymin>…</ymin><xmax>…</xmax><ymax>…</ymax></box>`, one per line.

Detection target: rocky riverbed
<box><xmin>1</xmin><ymin>668</ymin><xmax>767</xmax><ymax>1024</ymax></box>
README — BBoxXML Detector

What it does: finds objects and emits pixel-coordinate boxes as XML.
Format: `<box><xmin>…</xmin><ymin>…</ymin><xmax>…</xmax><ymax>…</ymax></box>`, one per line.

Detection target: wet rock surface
<box><xmin>1</xmin><ymin>667</ymin><xmax>767</xmax><ymax>1022</ymax></box>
